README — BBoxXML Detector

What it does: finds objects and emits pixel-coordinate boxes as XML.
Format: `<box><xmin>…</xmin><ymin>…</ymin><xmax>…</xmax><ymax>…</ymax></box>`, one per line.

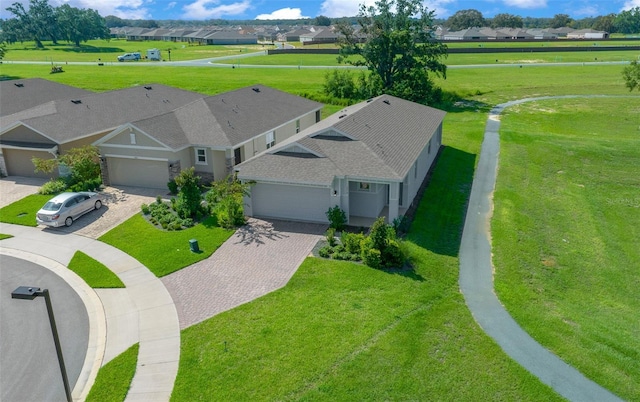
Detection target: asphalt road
<box><xmin>0</xmin><ymin>255</ymin><xmax>89</xmax><ymax>402</ymax></box>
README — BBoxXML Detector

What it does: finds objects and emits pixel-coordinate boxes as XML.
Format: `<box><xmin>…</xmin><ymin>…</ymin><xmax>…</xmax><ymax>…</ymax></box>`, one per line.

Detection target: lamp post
<box><xmin>11</xmin><ymin>286</ymin><xmax>72</xmax><ymax>402</ymax></box>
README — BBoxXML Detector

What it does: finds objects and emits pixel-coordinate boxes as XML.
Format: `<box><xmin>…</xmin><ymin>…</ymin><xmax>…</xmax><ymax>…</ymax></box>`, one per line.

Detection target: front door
<box><xmin>234</xmin><ymin>148</ymin><xmax>242</xmax><ymax>165</ymax></box>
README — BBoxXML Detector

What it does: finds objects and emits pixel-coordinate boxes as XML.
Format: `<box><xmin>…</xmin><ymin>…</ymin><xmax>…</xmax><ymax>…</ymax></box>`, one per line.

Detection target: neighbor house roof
<box><xmin>1</xmin><ymin>84</ymin><xmax>205</xmax><ymax>144</ymax></box>
<box><xmin>122</xmin><ymin>84</ymin><xmax>323</xmax><ymax>150</ymax></box>
<box><xmin>0</xmin><ymin>78</ymin><xmax>92</xmax><ymax>118</ymax></box>
<box><xmin>236</xmin><ymin>95</ymin><xmax>446</xmax><ymax>186</ymax></box>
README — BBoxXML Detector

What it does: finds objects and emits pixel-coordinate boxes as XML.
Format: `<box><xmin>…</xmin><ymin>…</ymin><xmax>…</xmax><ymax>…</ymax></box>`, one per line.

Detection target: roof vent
<box><xmin>252</xmin><ymin>87</ymin><xmax>260</xmax><ymax>93</ymax></box>
<box><xmin>71</xmin><ymin>99</ymin><xmax>82</xmax><ymax>104</ymax></box>
<box><xmin>383</xmin><ymin>99</ymin><xmax>390</xmax><ymax>105</ymax></box>
<box><xmin>14</xmin><ymin>83</ymin><xmax>24</xmax><ymax>87</ymax></box>
<box><xmin>144</xmin><ymin>86</ymin><xmax>153</xmax><ymax>90</ymax></box>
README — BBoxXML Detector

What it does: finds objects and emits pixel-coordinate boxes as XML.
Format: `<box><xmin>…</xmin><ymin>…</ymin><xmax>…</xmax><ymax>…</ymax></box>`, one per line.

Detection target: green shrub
<box><xmin>326</xmin><ymin>227</ymin><xmax>337</xmax><ymax>246</ymax></box>
<box><xmin>167</xmin><ymin>179</ymin><xmax>179</xmax><ymax>195</ymax></box>
<box><xmin>156</xmin><ymin>195</ymin><xmax>163</xmax><ymax>204</ymax></box>
<box><xmin>334</xmin><ymin>251</ymin><xmax>352</xmax><ymax>261</ymax></box>
<box><xmin>182</xmin><ymin>218</ymin><xmax>194</xmax><ymax>228</ymax></box>
<box><xmin>342</xmin><ymin>232</ymin><xmax>365</xmax><ymax>254</ymax></box>
<box><xmin>381</xmin><ymin>239</ymin><xmax>406</xmax><ymax>268</ymax></box>
<box><xmin>325</xmin><ymin>206</ymin><xmax>347</xmax><ymax>231</ymax></box>
<box><xmin>334</xmin><ymin>244</ymin><xmax>345</xmax><ymax>253</ymax></box>
<box><xmin>350</xmin><ymin>253</ymin><xmax>362</xmax><ymax>262</ymax></box>
<box><xmin>392</xmin><ymin>215</ymin><xmax>410</xmax><ymax>235</ymax></box>
<box><xmin>39</xmin><ymin>179</ymin><xmax>67</xmax><ymax>195</ymax></box>
<box><xmin>141</xmin><ymin>204</ymin><xmax>150</xmax><ymax>215</ymax></box>
<box><xmin>362</xmin><ymin>247</ymin><xmax>382</xmax><ymax>269</ymax></box>
<box><xmin>318</xmin><ymin>246</ymin><xmax>332</xmax><ymax>258</ymax></box>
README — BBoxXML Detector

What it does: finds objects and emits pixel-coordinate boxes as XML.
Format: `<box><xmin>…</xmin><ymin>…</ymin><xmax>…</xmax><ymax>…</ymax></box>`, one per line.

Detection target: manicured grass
<box><xmin>172</xmin><ymin>139</ymin><xmax>561</xmax><ymax>400</ymax></box>
<box><xmin>0</xmin><ymin>193</ymin><xmax>51</xmax><ymax>227</ymax></box>
<box><xmin>86</xmin><ymin>343</ymin><xmax>138</xmax><ymax>402</ymax></box>
<box><xmin>492</xmin><ymin>98</ymin><xmax>640</xmax><ymax>400</ymax></box>
<box><xmin>0</xmin><ymin>233</ymin><xmax>13</xmax><ymax>240</ymax></box>
<box><xmin>2</xmin><ymin>40</ymin><xmax>276</xmax><ymax>63</ymax></box>
<box><xmin>68</xmin><ymin>251</ymin><xmax>124</xmax><ymax>288</ymax></box>
<box><xmin>98</xmin><ymin>214</ymin><xmax>233</xmax><ymax>277</ymax></box>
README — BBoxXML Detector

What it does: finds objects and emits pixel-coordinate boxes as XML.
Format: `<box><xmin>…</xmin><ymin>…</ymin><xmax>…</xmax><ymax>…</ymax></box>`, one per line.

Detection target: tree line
<box><xmin>1</xmin><ymin>0</ymin><xmax>109</xmax><ymax>48</ymax></box>
<box><xmin>442</xmin><ymin>8</ymin><xmax>640</xmax><ymax>34</ymax></box>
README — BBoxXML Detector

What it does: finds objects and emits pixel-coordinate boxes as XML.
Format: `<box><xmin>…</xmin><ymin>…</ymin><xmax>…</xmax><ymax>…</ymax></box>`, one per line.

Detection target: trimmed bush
<box><xmin>167</xmin><ymin>179</ymin><xmax>179</xmax><ymax>195</ymax></box>
<box><xmin>382</xmin><ymin>239</ymin><xmax>405</xmax><ymax>268</ymax></box>
<box><xmin>39</xmin><ymin>179</ymin><xmax>67</xmax><ymax>195</ymax></box>
<box><xmin>326</xmin><ymin>206</ymin><xmax>347</xmax><ymax>231</ymax></box>
<box><xmin>326</xmin><ymin>227</ymin><xmax>337</xmax><ymax>246</ymax></box>
<box><xmin>141</xmin><ymin>204</ymin><xmax>150</xmax><ymax>215</ymax></box>
<box><xmin>342</xmin><ymin>232</ymin><xmax>365</xmax><ymax>254</ymax></box>
<box><xmin>362</xmin><ymin>247</ymin><xmax>382</xmax><ymax>269</ymax></box>
<box><xmin>318</xmin><ymin>246</ymin><xmax>333</xmax><ymax>258</ymax></box>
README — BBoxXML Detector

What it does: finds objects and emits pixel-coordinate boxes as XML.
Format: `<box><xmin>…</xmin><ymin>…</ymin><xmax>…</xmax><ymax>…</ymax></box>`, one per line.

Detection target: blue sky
<box><xmin>1</xmin><ymin>0</ymin><xmax>639</xmax><ymax>21</ymax></box>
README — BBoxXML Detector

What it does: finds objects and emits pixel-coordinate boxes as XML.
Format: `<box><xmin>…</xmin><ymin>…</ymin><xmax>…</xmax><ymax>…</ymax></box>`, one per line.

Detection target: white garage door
<box><xmin>108</xmin><ymin>157</ymin><xmax>169</xmax><ymax>189</ymax></box>
<box><xmin>251</xmin><ymin>183</ymin><xmax>330</xmax><ymax>223</ymax></box>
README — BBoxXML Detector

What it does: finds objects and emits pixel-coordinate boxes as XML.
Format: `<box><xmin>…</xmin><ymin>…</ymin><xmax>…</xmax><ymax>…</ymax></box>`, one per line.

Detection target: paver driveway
<box><xmin>162</xmin><ymin>218</ymin><xmax>327</xmax><ymax>329</ymax></box>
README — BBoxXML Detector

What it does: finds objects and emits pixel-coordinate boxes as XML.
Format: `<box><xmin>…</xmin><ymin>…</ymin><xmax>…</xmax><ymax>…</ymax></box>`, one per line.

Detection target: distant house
<box><xmin>236</xmin><ymin>95</ymin><xmax>445</xmax><ymax>225</ymax></box>
<box><xmin>300</xmin><ymin>28</ymin><xmax>339</xmax><ymax>44</ymax></box>
<box><xmin>443</xmin><ymin>28</ymin><xmax>492</xmax><ymax>41</ymax></box>
<box><xmin>203</xmin><ymin>30</ymin><xmax>257</xmax><ymax>45</ymax></box>
<box><xmin>567</xmin><ymin>29</ymin><xmax>609</xmax><ymax>39</ymax></box>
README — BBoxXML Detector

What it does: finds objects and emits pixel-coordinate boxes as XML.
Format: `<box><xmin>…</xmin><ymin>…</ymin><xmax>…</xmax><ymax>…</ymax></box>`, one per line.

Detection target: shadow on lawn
<box><xmin>406</xmin><ymin>145</ymin><xmax>476</xmax><ymax>258</ymax></box>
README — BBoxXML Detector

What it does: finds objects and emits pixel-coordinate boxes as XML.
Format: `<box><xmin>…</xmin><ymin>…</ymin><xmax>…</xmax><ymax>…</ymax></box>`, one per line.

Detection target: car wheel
<box><xmin>95</xmin><ymin>200</ymin><xmax>102</xmax><ymax>210</ymax></box>
<box><xmin>65</xmin><ymin>217</ymin><xmax>73</xmax><ymax>227</ymax></box>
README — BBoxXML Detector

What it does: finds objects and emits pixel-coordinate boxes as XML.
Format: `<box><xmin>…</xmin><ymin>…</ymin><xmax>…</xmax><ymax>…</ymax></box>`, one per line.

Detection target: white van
<box><xmin>117</xmin><ymin>52</ymin><xmax>141</xmax><ymax>62</ymax></box>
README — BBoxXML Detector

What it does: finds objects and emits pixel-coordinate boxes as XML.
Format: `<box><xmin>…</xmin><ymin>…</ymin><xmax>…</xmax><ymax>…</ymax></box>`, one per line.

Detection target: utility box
<box><xmin>147</xmin><ymin>48</ymin><xmax>161</xmax><ymax>61</ymax></box>
<box><xmin>189</xmin><ymin>239</ymin><xmax>199</xmax><ymax>253</ymax></box>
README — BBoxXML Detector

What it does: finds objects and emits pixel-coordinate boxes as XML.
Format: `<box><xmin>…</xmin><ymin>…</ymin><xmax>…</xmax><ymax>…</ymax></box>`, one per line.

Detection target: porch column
<box><xmin>388</xmin><ymin>182</ymin><xmax>400</xmax><ymax>223</ymax></box>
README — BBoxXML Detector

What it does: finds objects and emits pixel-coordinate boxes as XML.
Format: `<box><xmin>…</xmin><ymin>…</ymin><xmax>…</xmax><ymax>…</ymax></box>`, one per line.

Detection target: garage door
<box><xmin>108</xmin><ymin>157</ymin><xmax>169</xmax><ymax>189</ymax></box>
<box><xmin>2</xmin><ymin>148</ymin><xmax>54</xmax><ymax>178</ymax></box>
<box><xmin>251</xmin><ymin>183</ymin><xmax>330</xmax><ymax>223</ymax></box>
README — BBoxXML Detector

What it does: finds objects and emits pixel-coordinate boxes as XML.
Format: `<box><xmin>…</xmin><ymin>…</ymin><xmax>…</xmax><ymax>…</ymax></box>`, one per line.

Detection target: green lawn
<box><xmin>0</xmin><ymin>234</ymin><xmax>13</xmax><ymax>240</ymax></box>
<box><xmin>68</xmin><ymin>251</ymin><xmax>125</xmax><ymax>288</ymax></box>
<box><xmin>86</xmin><ymin>343</ymin><xmax>138</xmax><ymax>402</ymax></box>
<box><xmin>172</xmin><ymin>142</ymin><xmax>561</xmax><ymax>401</ymax></box>
<box><xmin>98</xmin><ymin>214</ymin><xmax>233</xmax><ymax>277</ymax></box>
<box><xmin>0</xmin><ymin>193</ymin><xmax>51</xmax><ymax>227</ymax></box>
<box><xmin>492</xmin><ymin>97</ymin><xmax>640</xmax><ymax>400</ymax></box>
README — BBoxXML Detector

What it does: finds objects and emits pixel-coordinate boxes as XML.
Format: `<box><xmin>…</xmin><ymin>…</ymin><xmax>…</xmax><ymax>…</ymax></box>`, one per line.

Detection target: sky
<box><xmin>1</xmin><ymin>0</ymin><xmax>639</xmax><ymax>21</ymax></box>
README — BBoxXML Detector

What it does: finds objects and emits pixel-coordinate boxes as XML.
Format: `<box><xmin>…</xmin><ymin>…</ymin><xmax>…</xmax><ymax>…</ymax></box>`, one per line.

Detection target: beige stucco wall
<box><xmin>212</xmin><ymin>150</ymin><xmax>228</xmax><ymax>180</ymax></box>
<box><xmin>0</xmin><ymin>126</ymin><xmax>56</xmax><ymax>145</ymax></box>
<box><xmin>103</xmin><ymin>128</ymin><xmax>165</xmax><ymax>147</ymax></box>
<box><xmin>59</xmin><ymin>133</ymin><xmax>106</xmax><ymax>153</ymax></box>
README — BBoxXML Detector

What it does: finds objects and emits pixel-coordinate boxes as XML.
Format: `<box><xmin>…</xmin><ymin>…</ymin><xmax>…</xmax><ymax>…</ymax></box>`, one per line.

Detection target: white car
<box><xmin>36</xmin><ymin>192</ymin><xmax>104</xmax><ymax>227</ymax></box>
<box><xmin>117</xmin><ymin>52</ymin><xmax>141</xmax><ymax>62</ymax></box>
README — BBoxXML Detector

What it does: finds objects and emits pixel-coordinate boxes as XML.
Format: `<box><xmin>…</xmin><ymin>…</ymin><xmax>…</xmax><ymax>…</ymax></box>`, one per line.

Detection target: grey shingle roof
<box><xmin>2</xmin><ymin>84</ymin><xmax>205</xmax><ymax>144</ymax></box>
<box><xmin>130</xmin><ymin>84</ymin><xmax>323</xmax><ymax>149</ymax></box>
<box><xmin>236</xmin><ymin>95</ymin><xmax>446</xmax><ymax>185</ymax></box>
<box><xmin>0</xmin><ymin>78</ymin><xmax>91</xmax><ymax>118</ymax></box>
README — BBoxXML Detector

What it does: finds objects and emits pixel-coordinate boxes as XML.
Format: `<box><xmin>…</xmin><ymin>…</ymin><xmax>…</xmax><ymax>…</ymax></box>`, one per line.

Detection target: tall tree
<box><xmin>336</xmin><ymin>0</ymin><xmax>447</xmax><ymax>105</ymax></box>
<box><xmin>490</xmin><ymin>13</ymin><xmax>524</xmax><ymax>28</ymax></box>
<box><xmin>56</xmin><ymin>5</ymin><xmax>109</xmax><ymax>47</ymax></box>
<box><xmin>550</xmin><ymin>13</ymin><xmax>573</xmax><ymax>28</ymax></box>
<box><xmin>445</xmin><ymin>9</ymin><xmax>485</xmax><ymax>30</ymax></box>
<box><xmin>5</xmin><ymin>0</ymin><xmax>58</xmax><ymax>47</ymax></box>
<box><xmin>315</xmin><ymin>15</ymin><xmax>331</xmax><ymax>26</ymax></box>
<box><xmin>623</xmin><ymin>60</ymin><xmax>640</xmax><ymax>92</ymax></box>
<box><xmin>614</xmin><ymin>7</ymin><xmax>640</xmax><ymax>34</ymax></box>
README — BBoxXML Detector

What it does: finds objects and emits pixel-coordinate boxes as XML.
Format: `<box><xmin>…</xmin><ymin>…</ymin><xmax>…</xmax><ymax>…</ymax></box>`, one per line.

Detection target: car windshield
<box><xmin>42</xmin><ymin>201</ymin><xmax>63</xmax><ymax>211</ymax></box>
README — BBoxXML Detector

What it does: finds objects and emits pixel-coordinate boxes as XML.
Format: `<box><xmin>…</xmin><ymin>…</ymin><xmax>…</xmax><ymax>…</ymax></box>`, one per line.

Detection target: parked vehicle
<box><xmin>147</xmin><ymin>48</ymin><xmax>161</xmax><ymax>61</ymax></box>
<box><xmin>117</xmin><ymin>52</ymin><xmax>141</xmax><ymax>62</ymax></box>
<box><xmin>36</xmin><ymin>192</ymin><xmax>104</xmax><ymax>227</ymax></box>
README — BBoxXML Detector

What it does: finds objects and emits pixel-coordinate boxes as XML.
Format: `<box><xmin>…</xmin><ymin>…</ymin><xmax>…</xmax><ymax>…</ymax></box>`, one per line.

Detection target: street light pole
<box><xmin>11</xmin><ymin>286</ymin><xmax>73</xmax><ymax>402</ymax></box>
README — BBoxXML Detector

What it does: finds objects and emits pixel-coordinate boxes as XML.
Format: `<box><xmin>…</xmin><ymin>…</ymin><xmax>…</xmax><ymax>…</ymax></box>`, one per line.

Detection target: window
<box><xmin>266</xmin><ymin>131</ymin><xmax>275</xmax><ymax>149</ymax></box>
<box><xmin>195</xmin><ymin>148</ymin><xmax>207</xmax><ymax>165</ymax></box>
<box><xmin>130</xmin><ymin>133</ymin><xmax>136</xmax><ymax>145</ymax></box>
<box><xmin>296</xmin><ymin>119</ymin><xmax>300</xmax><ymax>133</ymax></box>
<box><xmin>428</xmin><ymin>139</ymin><xmax>431</xmax><ymax>154</ymax></box>
<box><xmin>359</xmin><ymin>182</ymin><xmax>370</xmax><ymax>191</ymax></box>
<box><xmin>315</xmin><ymin>110</ymin><xmax>321</xmax><ymax>122</ymax></box>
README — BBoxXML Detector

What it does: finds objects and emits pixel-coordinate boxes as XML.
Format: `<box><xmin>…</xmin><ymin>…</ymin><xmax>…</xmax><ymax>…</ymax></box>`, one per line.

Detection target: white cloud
<box><xmin>501</xmin><ymin>0</ymin><xmax>547</xmax><ymax>9</ymax></box>
<box><xmin>256</xmin><ymin>7</ymin><xmax>310</xmax><ymax>20</ymax></box>
<box><xmin>574</xmin><ymin>6</ymin><xmax>599</xmax><ymax>16</ymax></box>
<box><xmin>45</xmin><ymin>0</ymin><xmax>152</xmax><ymax>19</ymax></box>
<box><xmin>166</xmin><ymin>2</ymin><xmax>177</xmax><ymax>9</ymax></box>
<box><xmin>622</xmin><ymin>0</ymin><xmax>640</xmax><ymax>10</ymax></box>
<box><xmin>423</xmin><ymin>0</ymin><xmax>457</xmax><ymax>19</ymax></box>
<box><xmin>181</xmin><ymin>0</ymin><xmax>251</xmax><ymax>20</ymax></box>
<box><xmin>319</xmin><ymin>0</ymin><xmax>377</xmax><ymax>18</ymax></box>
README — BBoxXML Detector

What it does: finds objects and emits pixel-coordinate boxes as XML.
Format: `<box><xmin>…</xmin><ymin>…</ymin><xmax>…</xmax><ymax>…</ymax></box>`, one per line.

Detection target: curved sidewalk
<box><xmin>458</xmin><ymin>96</ymin><xmax>627</xmax><ymax>401</ymax></box>
<box><xmin>0</xmin><ymin>223</ymin><xmax>180</xmax><ymax>401</ymax></box>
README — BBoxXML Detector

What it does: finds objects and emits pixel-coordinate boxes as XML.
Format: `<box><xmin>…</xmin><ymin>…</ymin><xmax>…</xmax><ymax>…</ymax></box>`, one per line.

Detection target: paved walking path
<box><xmin>162</xmin><ymin>218</ymin><xmax>326</xmax><ymax>329</ymax></box>
<box><xmin>458</xmin><ymin>95</ymin><xmax>633</xmax><ymax>401</ymax></box>
<box><xmin>0</xmin><ymin>223</ymin><xmax>180</xmax><ymax>402</ymax></box>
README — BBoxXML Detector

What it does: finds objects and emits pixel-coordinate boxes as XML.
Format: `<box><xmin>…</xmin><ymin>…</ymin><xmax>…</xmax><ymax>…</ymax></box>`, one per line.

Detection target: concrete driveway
<box><xmin>0</xmin><ymin>177</ymin><xmax>162</xmax><ymax>239</ymax></box>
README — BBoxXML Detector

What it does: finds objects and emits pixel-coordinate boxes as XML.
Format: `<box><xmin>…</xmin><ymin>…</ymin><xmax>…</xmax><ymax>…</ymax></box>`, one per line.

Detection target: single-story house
<box><xmin>93</xmin><ymin>85</ymin><xmax>322</xmax><ymax>188</ymax></box>
<box><xmin>0</xmin><ymin>82</ymin><xmax>206</xmax><ymax>178</ymax></box>
<box><xmin>203</xmin><ymin>30</ymin><xmax>258</xmax><ymax>45</ymax></box>
<box><xmin>567</xmin><ymin>29</ymin><xmax>609</xmax><ymax>39</ymax></box>
<box><xmin>235</xmin><ymin>95</ymin><xmax>445</xmax><ymax>225</ymax></box>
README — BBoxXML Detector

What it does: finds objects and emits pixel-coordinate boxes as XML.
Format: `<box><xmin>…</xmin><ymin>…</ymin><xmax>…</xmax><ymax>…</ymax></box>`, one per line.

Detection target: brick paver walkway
<box><xmin>162</xmin><ymin>218</ymin><xmax>326</xmax><ymax>329</ymax></box>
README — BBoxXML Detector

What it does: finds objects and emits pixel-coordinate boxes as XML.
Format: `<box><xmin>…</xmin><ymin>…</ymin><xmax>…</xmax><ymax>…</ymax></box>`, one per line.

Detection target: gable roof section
<box><xmin>236</xmin><ymin>96</ymin><xmax>446</xmax><ymax>185</ymax></box>
<box><xmin>0</xmin><ymin>78</ymin><xmax>92</xmax><ymax>118</ymax></box>
<box><xmin>127</xmin><ymin>84</ymin><xmax>323</xmax><ymax>150</ymax></box>
<box><xmin>2</xmin><ymin>84</ymin><xmax>205</xmax><ymax>144</ymax></box>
